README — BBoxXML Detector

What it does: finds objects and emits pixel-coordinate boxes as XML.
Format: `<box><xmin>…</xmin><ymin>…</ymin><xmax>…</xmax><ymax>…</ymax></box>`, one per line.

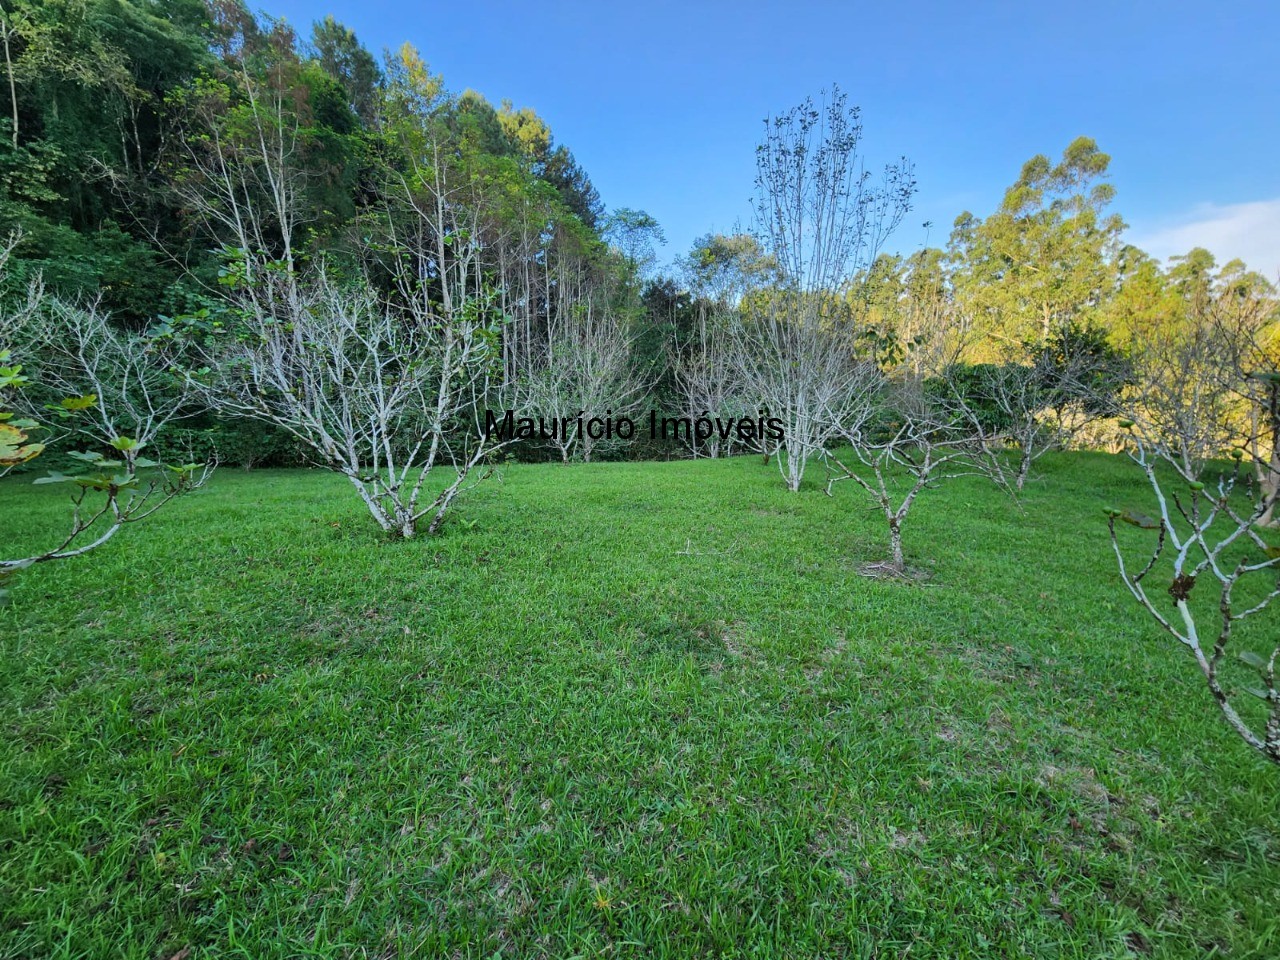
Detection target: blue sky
<box><xmin>265</xmin><ymin>0</ymin><xmax>1280</xmax><ymax>276</ymax></box>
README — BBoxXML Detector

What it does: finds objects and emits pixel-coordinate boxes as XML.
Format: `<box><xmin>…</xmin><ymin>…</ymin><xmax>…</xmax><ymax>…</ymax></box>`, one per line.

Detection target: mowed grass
<box><xmin>1</xmin><ymin>451</ymin><xmax>1277</xmax><ymax>959</ymax></box>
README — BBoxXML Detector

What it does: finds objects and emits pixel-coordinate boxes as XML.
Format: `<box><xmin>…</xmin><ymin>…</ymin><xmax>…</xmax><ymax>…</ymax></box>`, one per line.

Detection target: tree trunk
<box><xmin>888</xmin><ymin>518</ymin><xmax>904</xmax><ymax>572</ymax></box>
<box><xmin>2</xmin><ymin>21</ymin><xmax>16</xmax><ymax>149</ymax></box>
<box><xmin>1258</xmin><ymin>382</ymin><xmax>1280</xmax><ymax>527</ymax></box>
<box><xmin>1257</xmin><ymin>467</ymin><xmax>1279</xmax><ymax>527</ymax></box>
<box><xmin>784</xmin><ymin>446</ymin><xmax>803</xmax><ymax>492</ymax></box>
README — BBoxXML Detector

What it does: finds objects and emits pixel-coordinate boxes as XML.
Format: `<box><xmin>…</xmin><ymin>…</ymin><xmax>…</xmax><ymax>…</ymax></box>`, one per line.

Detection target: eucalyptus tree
<box><xmin>949</xmin><ymin>137</ymin><xmax>1124</xmax><ymax>352</ymax></box>
<box><xmin>604</xmin><ymin>207</ymin><xmax>666</xmax><ymax>280</ymax></box>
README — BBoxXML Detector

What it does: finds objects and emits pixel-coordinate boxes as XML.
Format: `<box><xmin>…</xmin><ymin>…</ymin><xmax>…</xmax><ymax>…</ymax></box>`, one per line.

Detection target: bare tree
<box><xmin>823</xmin><ymin>288</ymin><xmax>1008</xmax><ymax>575</ymax></box>
<box><xmin>671</xmin><ymin>234</ymin><xmax>774</xmax><ymax>459</ymax></box>
<box><xmin>1106</xmin><ymin>268</ymin><xmax>1280</xmax><ymax>763</ymax></box>
<box><xmin>165</xmin><ymin>61</ymin><xmax>507</xmax><ymax>537</ymax></box>
<box><xmin>0</xmin><ymin>271</ymin><xmax>210</xmax><ymax>601</ymax></box>
<box><xmin>1117</xmin><ymin>269</ymin><xmax>1277</xmax><ymax>496</ymax></box>
<box><xmin>1197</xmin><ymin>273</ymin><xmax>1280</xmax><ymax>524</ymax></box>
<box><xmin>518</xmin><ymin>294</ymin><xmax>648</xmax><ymax>463</ymax></box>
<box><xmin>191</xmin><ymin>265</ymin><xmax>500</xmax><ymax>538</ymax></box>
<box><xmin>824</xmin><ymin>367</ymin><xmax>1006</xmax><ymax>576</ymax></box>
<box><xmin>735</xmin><ymin>87</ymin><xmax>914</xmax><ymax>491</ymax></box>
<box><xmin>733</xmin><ymin>296</ymin><xmax>876</xmax><ymax>486</ymax></box>
<box><xmin>968</xmin><ymin>336</ymin><xmax>1124</xmax><ymax>490</ymax></box>
<box><xmin>163</xmin><ymin>56</ymin><xmax>310</xmax><ymax>289</ymax></box>
<box><xmin>1107</xmin><ymin>433</ymin><xmax>1280</xmax><ymax>765</ymax></box>
<box><xmin>3</xmin><ymin>286</ymin><xmax>196</xmax><ymax>455</ymax></box>
<box><xmin>671</xmin><ymin>321</ymin><xmax>743</xmax><ymax>458</ymax></box>
<box><xmin>963</xmin><ymin>360</ymin><xmax>1061</xmax><ymax>491</ymax></box>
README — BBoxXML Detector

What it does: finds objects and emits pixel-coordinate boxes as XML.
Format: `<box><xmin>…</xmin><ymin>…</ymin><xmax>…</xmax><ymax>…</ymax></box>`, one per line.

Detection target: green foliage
<box><xmin>949</xmin><ymin>137</ymin><xmax>1125</xmax><ymax>349</ymax></box>
<box><xmin>0</xmin><ymin>349</ymin><xmax>44</xmax><ymax>469</ymax></box>
<box><xmin>0</xmin><ymin>0</ymin><xmax>610</xmax><ymax>327</ymax></box>
<box><xmin>934</xmin><ymin>362</ymin><xmax>1026</xmax><ymax>434</ymax></box>
<box><xmin>1034</xmin><ymin>320</ymin><xmax>1132</xmax><ymax>416</ymax></box>
<box><xmin>309</xmin><ymin>14</ymin><xmax>381</xmax><ymax>125</ymax></box>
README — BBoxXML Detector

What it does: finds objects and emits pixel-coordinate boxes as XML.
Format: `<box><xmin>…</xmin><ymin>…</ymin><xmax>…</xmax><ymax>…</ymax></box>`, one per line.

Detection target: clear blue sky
<box><xmin>264</xmin><ymin>0</ymin><xmax>1280</xmax><ymax>275</ymax></box>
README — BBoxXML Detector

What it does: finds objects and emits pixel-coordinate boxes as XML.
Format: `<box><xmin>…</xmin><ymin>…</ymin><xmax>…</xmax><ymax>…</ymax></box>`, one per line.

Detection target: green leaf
<box><xmin>58</xmin><ymin>394</ymin><xmax>98</xmax><ymax>411</ymax></box>
<box><xmin>66</xmin><ymin>451</ymin><xmax>122</xmax><ymax>468</ymax></box>
<box><xmin>109</xmin><ymin>436</ymin><xmax>139</xmax><ymax>452</ymax></box>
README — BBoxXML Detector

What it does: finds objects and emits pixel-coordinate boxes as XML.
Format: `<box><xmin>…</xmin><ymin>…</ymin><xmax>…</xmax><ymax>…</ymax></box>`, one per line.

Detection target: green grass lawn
<box><xmin>1</xmin><ymin>452</ymin><xmax>1277</xmax><ymax>958</ymax></box>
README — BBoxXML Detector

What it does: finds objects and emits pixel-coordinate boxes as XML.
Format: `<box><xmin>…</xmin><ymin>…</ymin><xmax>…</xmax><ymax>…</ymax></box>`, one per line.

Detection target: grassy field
<box><xmin>1</xmin><ymin>452</ymin><xmax>1277</xmax><ymax>959</ymax></box>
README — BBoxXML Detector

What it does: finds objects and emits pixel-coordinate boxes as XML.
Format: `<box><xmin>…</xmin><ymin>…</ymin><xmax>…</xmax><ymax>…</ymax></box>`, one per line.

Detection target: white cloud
<box><xmin>1127</xmin><ymin>198</ymin><xmax>1280</xmax><ymax>279</ymax></box>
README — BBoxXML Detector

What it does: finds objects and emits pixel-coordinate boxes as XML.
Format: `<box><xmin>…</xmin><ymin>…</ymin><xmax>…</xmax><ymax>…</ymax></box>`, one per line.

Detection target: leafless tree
<box><xmin>927</xmin><ymin>317</ymin><xmax>1129</xmax><ymax>491</ymax></box>
<box><xmin>967</xmin><ymin>360</ymin><xmax>1061</xmax><ymax>491</ymax></box>
<box><xmin>191</xmin><ymin>265</ymin><xmax>500</xmax><ymax>538</ymax></box>
<box><xmin>823</xmin><ymin>290</ymin><xmax>1008</xmax><ymax>575</ymax></box>
<box><xmin>1198</xmin><ymin>276</ymin><xmax>1280</xmax><ymax>524</ymax></box>
<box><xmin>518</xmin><ymin>288</ymin><xmax>648</xmax><ymax>463</ymax></box>
<box><xmin>734</xmin><ymin>295</ymin><xmax>878</xmax><ymax>486</ymax></box>
<box><xmin>1107</xmin><ymin>434</ymin><xmax>1280</xmax><ymax>765</ymax></box>
<box><xmin>735</xmin><ymin>87</ymin><xmax>914</xmax><ymax>491</ymax></box>
<box><xmin>2</xmin><ymin>286</ymin><xmax>196</xmax><ymax>456</ymax></box>
<box><xmin>165</xmin><ymin>65</ymin><xmax>507</xmax><ymax>537</ymax></box>
<box><xmin>1117</xmin><ymin>270</ymin><xmax>1277</xmax><ymax>505</ymax></box>
<box><xmin>163</xmin><ymin>57</ymin><xmax>310</xmax><ymax>289</ymax></box>
<box><xmin>671</xmin><ymin>234</ymin><xmax>774</xmax><ymax>459</ymax></box>
<box><xmin>1106</xmin><ymin>270</ymin><xmax>1280</xmax><ymax>763</ymax></box>
<box><xmin>0</xmin><ymin>269</ymin><xmax>211</xmax><ymax>597</ymax></box>
<box><xmin>824</xmin><ymin>367</ymin><xmax>1006</xmax><ymax>576</ymax></box>
<box><xmin>671</xmin><ymin>320</ymin><xmax>744</xmax><ymax>458</ymax></box>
